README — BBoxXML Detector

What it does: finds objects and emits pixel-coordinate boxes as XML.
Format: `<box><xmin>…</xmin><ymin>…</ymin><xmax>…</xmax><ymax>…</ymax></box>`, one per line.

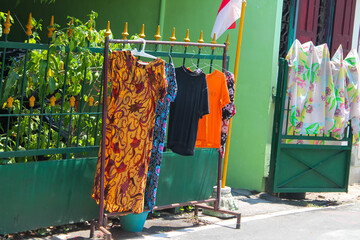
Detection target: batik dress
<box><xmin>144</xmin><ymin>61</ymin><xmax>177</xmax><ymax>211</ymax></box>
<box><xmin>92</xmin><ymin>51</ymin><xmax>167</xmax><ymax>214</ymax></box>
<box><xmin>219</xmin><ymin>71</ymin><xmax>236</xmax><ymax>157</ymax></box>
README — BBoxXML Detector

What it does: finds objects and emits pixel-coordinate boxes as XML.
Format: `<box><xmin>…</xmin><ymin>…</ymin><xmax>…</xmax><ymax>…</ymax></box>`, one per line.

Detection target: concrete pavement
<box><xmin>167</xmin><ymin>203</ymin><xmax>360</xmax><ymax>240</ymax></box>
<box><xmin>4</xmin><ymin>184</ymin><xmax>360</xmax><ymax>239</ymax></box>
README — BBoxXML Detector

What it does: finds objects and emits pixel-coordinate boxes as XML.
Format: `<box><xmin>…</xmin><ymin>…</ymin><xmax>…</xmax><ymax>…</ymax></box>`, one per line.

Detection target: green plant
<box><xmin>0</xmin><ymin>11</ymin><xmax>107</xmax><ymax>163</ymax></box>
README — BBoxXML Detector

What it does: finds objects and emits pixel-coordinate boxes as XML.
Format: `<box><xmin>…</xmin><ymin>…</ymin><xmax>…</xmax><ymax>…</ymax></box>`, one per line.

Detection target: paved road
<box><xmin>166</xmin><ymin>203</ymin><xmax>360</xmax><ymax>240</ymax></box>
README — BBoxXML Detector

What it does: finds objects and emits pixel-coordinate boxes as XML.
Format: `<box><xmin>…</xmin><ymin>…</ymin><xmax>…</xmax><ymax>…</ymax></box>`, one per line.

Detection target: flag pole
<box><xmin>222</xmin><ymin>0</ymin><xmax>246</xmax><ymax>188</ymax></box>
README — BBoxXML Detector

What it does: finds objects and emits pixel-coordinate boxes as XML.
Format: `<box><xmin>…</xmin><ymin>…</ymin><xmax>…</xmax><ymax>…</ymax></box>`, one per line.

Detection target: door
<box><xmin>296</xmin><ymin>0</ymin><xmax>320</xmax><ymax>43</ymax></box>
<box><xmin>331</xmin><ymin>0</ymin><xmax>356</xmax><ymax>56</ymax></box>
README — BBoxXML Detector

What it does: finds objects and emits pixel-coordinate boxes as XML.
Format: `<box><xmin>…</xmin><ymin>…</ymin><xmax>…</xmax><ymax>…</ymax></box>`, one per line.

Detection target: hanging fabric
<box><xmin>145</xmin><ymin>61</ymin><xmax>177</xmax><ymax>211</ymax></box>
<box><xmin>167</xmin><ymin>66</ymin><xmax>209</xmax><ymax>156</ymax></box>
<box><xmin>345</xmin><ymin>50</ymin><xmax>360</xmax><ymax>143</ymax></box>
<box><xmin>92</xmin><ymin>51</ymin><xmax>167</xmax><ymax>214</ymax></box>
<box><xmin>195</xmin><ymin>69</ymin><xmax>230</xmax><ymax>148</ymax></box>
<box><xmin>286</xmin><ymin>39</ymin><xmax>360</xmax><ymax>143</ymax></box>
<box><xmin>220</xmin><ymin>71</ymin><xmax>236</xmax><ymax>157</ymax></box>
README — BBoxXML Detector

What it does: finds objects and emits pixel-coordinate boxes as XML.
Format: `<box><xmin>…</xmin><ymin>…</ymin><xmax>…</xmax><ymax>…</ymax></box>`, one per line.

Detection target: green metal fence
<box><xmin>0</xmin><ymin>16</ymin><xmax>229</xmax><ymax>165</ymax></box>
<box><xmin>0</xmin><ymin>13</ymin><xmax>229</xmax><ymax>234</ymax></box>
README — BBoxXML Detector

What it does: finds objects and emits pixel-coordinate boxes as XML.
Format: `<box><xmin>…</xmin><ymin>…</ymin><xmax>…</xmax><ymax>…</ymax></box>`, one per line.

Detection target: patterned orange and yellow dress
<box><xmin>92</xmin><ymin>51</ymin><xmax>166</xmax><ymax>214</ymax></box>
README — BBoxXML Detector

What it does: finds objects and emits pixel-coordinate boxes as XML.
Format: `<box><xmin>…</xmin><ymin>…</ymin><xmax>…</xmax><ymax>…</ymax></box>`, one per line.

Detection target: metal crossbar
<box><xmin>277</xmin><ymin>149</ymin><xmax>346</xmax><ymax>188</ymax></box>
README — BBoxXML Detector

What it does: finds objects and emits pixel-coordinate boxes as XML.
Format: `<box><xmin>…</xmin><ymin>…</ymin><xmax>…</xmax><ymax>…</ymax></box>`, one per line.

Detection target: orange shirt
<box><xmin>196</xmin><ymin>69</ymin><xmax>230</xmax><ymax>148</ymax></box>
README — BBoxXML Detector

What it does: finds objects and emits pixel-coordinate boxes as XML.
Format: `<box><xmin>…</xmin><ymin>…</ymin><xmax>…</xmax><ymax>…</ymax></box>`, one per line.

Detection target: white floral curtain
<box><xmin>285</xmin><ymin>40</ymin><xmax>360</xmax><ymax>143</ymax></box>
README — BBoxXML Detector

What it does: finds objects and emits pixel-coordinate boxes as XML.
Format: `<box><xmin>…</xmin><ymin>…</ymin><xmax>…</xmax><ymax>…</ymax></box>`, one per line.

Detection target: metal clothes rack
<box><xmin>90</xmin><ymin>36</ymin><xmax>241</xmax><ymax>239</ymax></box>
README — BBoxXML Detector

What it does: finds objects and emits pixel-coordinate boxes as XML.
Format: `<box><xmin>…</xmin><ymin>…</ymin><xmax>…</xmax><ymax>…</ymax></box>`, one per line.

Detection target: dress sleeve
<box><xmin>158</xmin><ymin>62</ymin><xmax>168</xmax><ymax>100</ymax></box>
<box><xmin>168</xmin><ymin>62</ymin><xmax>177</xmax><ymax>102</ymax></box>
<box><xmin>199</xmin><ymin>76</ymin><xmax>210</xmax><ymax>118</ymax></box>
<box><xmin>221</xmin><ymin>75</ymin><xmax>230</xmax><ymax>108</ymax></box>
<box><xmin>222</xmin><ymin>71</ymin><xmax>236</xmax><ymax>120</ymax></box>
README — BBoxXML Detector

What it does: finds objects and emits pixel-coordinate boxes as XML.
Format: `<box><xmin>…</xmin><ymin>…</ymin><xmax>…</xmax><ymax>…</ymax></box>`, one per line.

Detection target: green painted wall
<box><xmin>226</xmin><ymin>0</ymin><xmax>283</xmax><ymax>191</ymax></box>
<box><xmin>1</xmin><ymin>0</ymin><xmax>283</xmax><ymax>191</ymax></box>
<box><xmin>160</xmin><ymin>0</ymin><xmax>283</xmax><ymax>191</ymax></box>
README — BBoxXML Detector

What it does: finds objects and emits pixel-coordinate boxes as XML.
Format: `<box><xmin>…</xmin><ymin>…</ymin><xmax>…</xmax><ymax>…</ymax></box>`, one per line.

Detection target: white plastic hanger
<box><xmin>131</xmin><ymin>38</ymin><xmax>157</xmax><ymax>60</ymax></box>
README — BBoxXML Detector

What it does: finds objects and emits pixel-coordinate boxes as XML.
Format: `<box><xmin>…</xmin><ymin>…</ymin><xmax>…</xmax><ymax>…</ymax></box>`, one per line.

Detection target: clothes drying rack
<box><xmin>90</xmin><ymin>32</ymin><xmax>241</xmax><ymax>240</ymax></box>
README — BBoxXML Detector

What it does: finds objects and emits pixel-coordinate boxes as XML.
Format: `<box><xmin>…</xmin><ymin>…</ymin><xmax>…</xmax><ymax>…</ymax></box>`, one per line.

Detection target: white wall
<box><xmin>352</xmin><ymin>0</ymin><xmax>360</xmax><ymax>52</ymax></box>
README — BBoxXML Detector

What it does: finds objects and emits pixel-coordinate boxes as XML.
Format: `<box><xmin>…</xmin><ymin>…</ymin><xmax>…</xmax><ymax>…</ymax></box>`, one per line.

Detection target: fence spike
<box><xmin>89</xmin><ymin>96</ymin><xmax>94</xmax><ymax>106</ymax></box>
<box><xmin>226</xmin><ymin>34</ymin><xmax>230</xmax><ymax>50</ymax></box>
<box><xmin>29</xmin><ymin>96</ymin><xmax>35</xmax><ymax>107</ymax></box>
<box><xmin>139</xmin><ymin>24</ymin><xmax>145</xmax><ymax>38</ymax></box>
<box><xmin>70</xmin><ymin>96</ymin><xmax>75</xmax><ymax>107</ymax></box>
<box><xmin>184</xmin><ymin>29</ymin><xmax>190</xmax><ymax>47</ymax></box>
<box><xmin>198</xmin><ymin>30</ymin><xmax>204</xmax><ymax>48</ymax></box>
<box><xmin>122</xmin><ymin>22</ymin><xmax>129</xmax><ymax>40</ymax></box>
<box><xmin>105</xmin><ymin>21</ymin><xmax>111</xmax><ymax>37</ymax></box>
<box><xmin>48</xmin><ymin>16</ymin><xmax>55</xmax><ymax>38</ymax></box>
<box><xmin>68</xmin><ymin>18</ymin><xmax>74</xmax><ymax>37</ymax></box>
<box><xmin>211</xmin><ymin>33</ymin><xmax>217</xmax><ymax>50</ymax></box>
<box><xmin>170</xmin><ymin>27</ymin><xmax>176</xmax><ymax>41</ymax></box>
<box><xmin>26</xmin><ymin>13</ymin><xmax>33</xmax><ymax>36</ymax></box>
<box><xmin>154</xmin><ymin>25</ymin><xmax>161</xmax><ymax>41</ymax></box>
<box><xmin>7</xmin><ymin>97</ymin><xmax>14</xmax><ymax>108</ymax></box>
<box><xmin>50</xmin><ymin>96</ymin><xmax>56</xmax><ymax>107</ymax></box>
<box><xmin>3</xmin><ymin>11</ymin><xmax>12</xmax><ymax>35</ymax></box>
<box><xmin>184</xmin><ymin>29</ymin><xmax>190</xmax><ymax>42</ymax></box>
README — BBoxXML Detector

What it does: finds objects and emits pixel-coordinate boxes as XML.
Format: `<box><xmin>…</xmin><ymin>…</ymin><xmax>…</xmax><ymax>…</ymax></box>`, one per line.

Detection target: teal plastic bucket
<box><xmin>119</xmin><ymin>211</ymin><xmax>149</xmax><ymax>232</ymax></box>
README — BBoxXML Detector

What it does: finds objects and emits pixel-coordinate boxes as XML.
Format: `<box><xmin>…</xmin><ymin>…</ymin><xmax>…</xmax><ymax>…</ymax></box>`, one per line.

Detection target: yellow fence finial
<box><xmin>122</xmin><ymin>22</ymin><xmax>129</xmax><ymax>40</ymax></box>
<box><xmin>50</xmin><ymin>96</ymin><xmax>56</xmax><ymax>107</ymax></box>
<box><xmin>170</xmin><ymin>27</ymin><xmax>176</xmax><ymax>41</ymax></box>
<box><xmin>68</xmin><ymin>18</ymin><xmax>74</xmax><ymax>37</ymax></box>
<box><xmin>226</xmin><ymin>33</ymin><xmax>230</xmax><ymax>50</ymax></box>
<box><xmin>48</xmin><ymin>16</ymin><xmax>55</xmax><ymax>38</ymax></box>
<box><xmin>211</xmin><ymin>33</ymin><xmax>217</xmax><ymax>50</ymax></box>
<box><xmin>7</xmin><ymin>97</ymin><xmax>14</xmax><ymax>108</ymax></box>
<box><xmin>88</xmin><ymin>96</ymin><xmax>94</xmax><ymax>106</ymax></box>
<box><xmin>139</xmin><ymin>24</ymin><xmax>145</xmax><ymax>38</ymax></box>
<box><xmin>184</xmin><ymin>29</ymin><xmax>190</xmax><ymax>47</ymax></box>
<box><xmin>154</xmin><ymin>25</ymin><xmax>161</xmax><ymax>41</ymax></box>
<box><xmin>29</xmin><ymin>96</ymin><xmax>35</xmax><ymax>107</ymax></box>
<box><xmin>184</xmin><ymin>29</ymin><xmax>190</xmax><ymax>42</ymax></box>
<box><xmin>70</xmin><ymin>96</ymin><xmax>76</xmax><ymax>107</ymax></box>
<box><xmin>26</xmin><ymin>13</ymin><xmax>33</xmax><ymax>36</ymax></box>
<box><xmin>198</xmin><ymin>30</ymin><xmax>204</xmax><ymax>48</ymax></box>
<box><xmin>105</xmin><ymin>21</ymin><xmax>111</xmax><ymax>37</ymax></box>
<box><xmin>3</xmin><ymin>11</ymin><xmax>12</xmax><ymax>35</ymax></box>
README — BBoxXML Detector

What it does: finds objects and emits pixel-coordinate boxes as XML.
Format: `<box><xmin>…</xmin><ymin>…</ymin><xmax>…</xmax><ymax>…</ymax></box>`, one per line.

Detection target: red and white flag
<box><xmin>211</xmin><ymin>0</ymin><xmax>243</xmax><ymax>40</ymax></box>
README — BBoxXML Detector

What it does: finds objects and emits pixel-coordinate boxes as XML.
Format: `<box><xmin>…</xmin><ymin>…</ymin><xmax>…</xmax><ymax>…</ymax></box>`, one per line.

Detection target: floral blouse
<box><xmin>220</xmin><ymin>71</ymin><xmax>236</xmax><ymax>157</ymax></box>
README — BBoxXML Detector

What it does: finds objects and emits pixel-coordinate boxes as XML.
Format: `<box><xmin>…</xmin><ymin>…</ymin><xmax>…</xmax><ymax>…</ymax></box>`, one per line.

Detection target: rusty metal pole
<box><xmin>99</xmin><ymin>22</ymin><xmax>111</xmax><ymax>227</ymax></box>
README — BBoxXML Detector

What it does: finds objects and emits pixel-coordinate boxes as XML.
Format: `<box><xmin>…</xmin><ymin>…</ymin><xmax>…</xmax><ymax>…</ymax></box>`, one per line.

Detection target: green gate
<box><xmin>269</xmin><ymin>58</ymin><xmax>352</xmax><ymax>193</ymax></box>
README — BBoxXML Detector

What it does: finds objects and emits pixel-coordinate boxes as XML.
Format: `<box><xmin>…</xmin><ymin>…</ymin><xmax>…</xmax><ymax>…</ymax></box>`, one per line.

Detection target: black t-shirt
<box><xmin>167</xmin><ymin>66</ymin><xmax>209</xmax><ymax>156</ymax></box>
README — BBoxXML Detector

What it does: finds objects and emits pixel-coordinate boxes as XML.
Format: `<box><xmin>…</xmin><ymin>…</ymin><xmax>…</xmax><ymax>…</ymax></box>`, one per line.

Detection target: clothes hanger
<box><xmin>187</xmin><ymin>51</ymin><xmax>225</xmax><ymax>74</ymax></box>
<box><xmin>131</xmin><ymin>38</ymin><xmax>157</xmax><ymax>60</ymax></box>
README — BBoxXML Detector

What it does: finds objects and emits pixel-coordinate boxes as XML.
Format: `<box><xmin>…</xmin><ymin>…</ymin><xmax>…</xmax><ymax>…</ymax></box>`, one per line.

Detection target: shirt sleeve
<box><xmin>199</xmin><ymin>76</ymin><xmax>210</xmax><ymax>118</ymax></box>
